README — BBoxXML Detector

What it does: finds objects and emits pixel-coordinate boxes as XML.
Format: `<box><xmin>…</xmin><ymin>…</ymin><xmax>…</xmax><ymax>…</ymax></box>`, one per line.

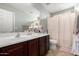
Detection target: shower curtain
<box><xmin>48</xmin><ymin>11</ymin><xmax>75</xmax><ymax>52</ymax></box>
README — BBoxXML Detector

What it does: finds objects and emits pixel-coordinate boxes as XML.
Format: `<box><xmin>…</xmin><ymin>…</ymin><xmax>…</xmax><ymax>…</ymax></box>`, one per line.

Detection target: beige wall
<box><xmin>48</xmin><ymin>15</ymin><xmax>59</xmax><ymax>41</ymax></box>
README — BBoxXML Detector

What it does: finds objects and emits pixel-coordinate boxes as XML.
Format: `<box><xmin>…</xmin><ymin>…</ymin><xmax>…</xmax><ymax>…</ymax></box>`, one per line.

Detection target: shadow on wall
<box><xmin>40</xmin><ymin>19</ymin><xmax>48</xmax><ymax>33</ymax></box>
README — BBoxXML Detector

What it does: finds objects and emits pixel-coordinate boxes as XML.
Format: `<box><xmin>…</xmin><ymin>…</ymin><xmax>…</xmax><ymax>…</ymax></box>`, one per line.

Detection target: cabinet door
<box><xmin>0</xmin><ymin>43</ymin><xmax>23</xmax><ymax>56</ymax></box>
<box><xmin>8</xmin><ymin>45</ymin><xmax>23</xmax><ymax>56</ymax></box>
<box><xmin>28</xmin><ymin>39</ymin><xmax>38</xmax><ymax>56</ymax></box>
<box><xmin>39</xmin><ymin>37</ymin><xmax>46</xmax><ymax>56</ymax></box>
<box><xmin>23</xmin><ymin>41</ymin><xmax>28</xmax><ymax>56</ymax></box>
<box><xmin>45</xmin><ymin>36</ymin><xmax>49</xmax><ymax>54</ymax></box>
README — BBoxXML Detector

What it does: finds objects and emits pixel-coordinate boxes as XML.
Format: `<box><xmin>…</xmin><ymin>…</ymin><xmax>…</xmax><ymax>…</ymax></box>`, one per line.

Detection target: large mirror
<box><xmin>0</xmin><ymin>3</ymin><xmax>48</xmax><ymax>33</ymax></box>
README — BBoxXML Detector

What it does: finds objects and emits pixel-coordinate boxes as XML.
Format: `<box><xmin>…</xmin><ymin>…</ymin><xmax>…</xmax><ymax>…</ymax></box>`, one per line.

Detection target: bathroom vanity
<box><xmin>0</xmin><ymin>33</ymin><xmax>49</xmax><ymax>56</ymax></box>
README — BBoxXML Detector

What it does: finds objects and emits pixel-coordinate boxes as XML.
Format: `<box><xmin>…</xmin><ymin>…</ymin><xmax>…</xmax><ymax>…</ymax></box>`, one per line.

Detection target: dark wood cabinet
<box><xmin>45</xmin><ymin>36</ymin><xmax>49</xmax><ymax>54</ymax></box>
<box><xmin>8</xmin><ymin>45</ymin><xmax>23</xmax><ymax>56</ymax></box>
<box><xmin>0</xmin><ymin>35</ymin><xmax>49</xmax><ymax>56</ymax></box>
<box><xmin>23</xmin><ymin>41</ymin><xmax>28</xmax><ymax>56</ymax></box>
<box><xmin>39</xmin><ymin>36</ymin><xmax>46</xmax><ymax>56</ymax></box>
<box><xmin>0</xmin><ymin>43</ymin><xmax>23</xmax><ymax>56</ymax></box>
<box><xmin>28</xmin><ymin>39</ymin><xmax>38</xmax><ymax>56</ymax></box>
<box><xmin>39</xmin><ymin>36</ymin><xmax>49</xmax><ymax>56</ymax></box>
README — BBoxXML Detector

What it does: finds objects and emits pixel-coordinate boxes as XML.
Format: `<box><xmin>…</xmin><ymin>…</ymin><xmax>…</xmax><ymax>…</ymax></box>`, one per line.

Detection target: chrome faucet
<box><xmin>15</xmin><ymin>27</ymin><xmax>20</xmax><ymax>38</ymax></box>
<box><xmin>16</xmin><ymin>32</ymin><xmax>20</xmax><ymax>38</ymax></box>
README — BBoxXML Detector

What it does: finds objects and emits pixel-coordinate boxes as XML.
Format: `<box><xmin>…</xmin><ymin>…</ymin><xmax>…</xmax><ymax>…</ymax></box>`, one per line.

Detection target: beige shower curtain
<box><xmin>48</xmin><ymin>11</ymin><xmax>75</xmax><ymax>52</ymax></box>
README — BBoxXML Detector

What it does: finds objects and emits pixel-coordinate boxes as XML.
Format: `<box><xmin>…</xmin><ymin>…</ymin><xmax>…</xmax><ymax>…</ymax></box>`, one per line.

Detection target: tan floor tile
<box><xmin>47</xmin><ymin>49</ymin><xmax>73</xmax><ymax>56</ymax></box>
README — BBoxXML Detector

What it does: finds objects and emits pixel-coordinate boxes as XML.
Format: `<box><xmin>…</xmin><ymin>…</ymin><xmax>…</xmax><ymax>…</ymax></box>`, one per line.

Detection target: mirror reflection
<box><xmin>0</xmin><ymin>3</ymin><xmax>48</xmax><ymax>33</ymax></box>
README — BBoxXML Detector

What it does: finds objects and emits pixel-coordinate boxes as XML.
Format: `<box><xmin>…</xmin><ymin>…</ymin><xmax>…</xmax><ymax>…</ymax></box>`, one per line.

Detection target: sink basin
<box><xmin>20</xmin><ymin>35</ymin><xmax>30</xmax><ymax>38</ymax></box>
<box><xmin>0</xmin><ymin>36</ymin><xmax>15</xmax><ymax>40</ymax></box>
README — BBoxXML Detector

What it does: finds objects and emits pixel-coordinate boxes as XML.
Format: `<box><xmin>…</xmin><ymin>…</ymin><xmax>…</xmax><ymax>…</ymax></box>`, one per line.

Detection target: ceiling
<box><xmin>42</xmin><ymin>3</ymin><xmax>75</xmax><ymax>13</ymax></box>
<box><xmin>0</xmin><ymin>3</ymin><xmax>76</xmax><ymax>19</ymax></box>
<box><xmin>7</xmin><ymin>3</ymin><xmax>40</xmax><ymax>14</ymax></box>
<box><xmin>32</xmin><ymin>3</ymin><xmax>75</xmax><ymax>19</ymax></box>
<box><xmin>4</xmin><ymin>3</ymin><xmax>75</xmax><ymax>14</ymax></box>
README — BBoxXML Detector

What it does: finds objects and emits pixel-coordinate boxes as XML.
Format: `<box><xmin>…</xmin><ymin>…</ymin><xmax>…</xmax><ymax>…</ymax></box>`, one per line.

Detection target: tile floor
<box><xmin>46</xmin><ymin>49</ymin><xmax>74</xmax><ymax>56</ymax></box>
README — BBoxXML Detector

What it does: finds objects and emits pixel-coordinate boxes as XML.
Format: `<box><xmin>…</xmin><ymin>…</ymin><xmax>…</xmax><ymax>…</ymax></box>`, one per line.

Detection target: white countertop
<box><xmin>0</xmin><ymin>33</ymin><xmax>48</xmax><ymax>48</ymax></box>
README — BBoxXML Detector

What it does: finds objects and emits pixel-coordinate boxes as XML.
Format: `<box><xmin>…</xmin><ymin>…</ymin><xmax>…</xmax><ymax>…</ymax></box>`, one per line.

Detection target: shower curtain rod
<box><xmin>50</xmin><ymin>6</ymin><xmax>74</xmax><ymax>16</ymax></box>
